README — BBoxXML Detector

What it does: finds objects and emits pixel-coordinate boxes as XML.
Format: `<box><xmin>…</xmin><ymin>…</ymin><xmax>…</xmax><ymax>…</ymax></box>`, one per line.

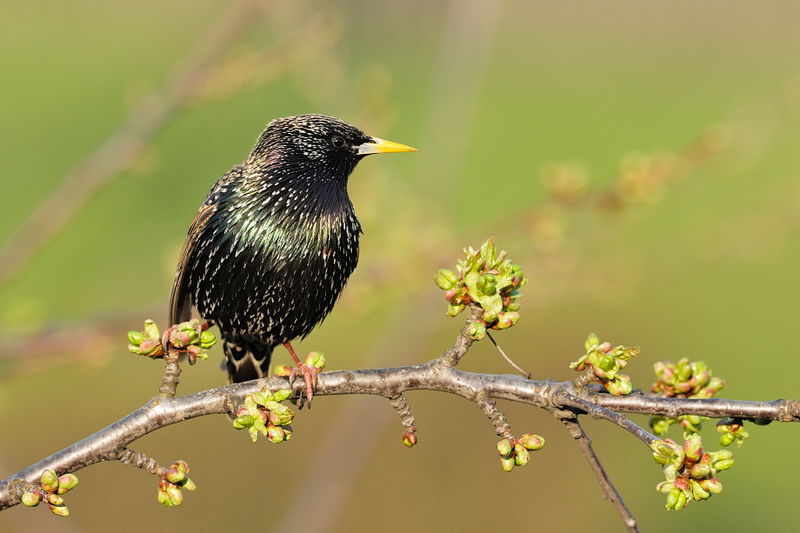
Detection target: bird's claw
<box><xmin>288</xmin><ymin>363</ymin><xmax>319</xmax><ymax>403</ymax></box>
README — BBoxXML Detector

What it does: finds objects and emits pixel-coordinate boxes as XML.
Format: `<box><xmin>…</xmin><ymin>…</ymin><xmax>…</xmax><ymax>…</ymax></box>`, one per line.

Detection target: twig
<box><xmin>0</xmin><ymin>0</ymin><xmax>269</xmax><ymax>288</ymax></box>
<box><xmin>486</xmin><ymin>331</ymin><xmax>530</xmax><ymax>378</ymax></box>
<box><xmin>388</xmin><ymin>394</ymin><xmax>417</xmax><ymax>445</ymax></box>
<box><xmin>560</xmin><ymin>418</ymin><xmax>639</xmax><ymax>532</ymax></box>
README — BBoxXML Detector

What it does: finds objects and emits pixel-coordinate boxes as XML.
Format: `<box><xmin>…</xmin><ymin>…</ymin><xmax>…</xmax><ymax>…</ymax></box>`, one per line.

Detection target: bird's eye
<box><xmin>331</xmin><ymin>136</ymin><xmax>347</xmax><ymax>149</ymax></box>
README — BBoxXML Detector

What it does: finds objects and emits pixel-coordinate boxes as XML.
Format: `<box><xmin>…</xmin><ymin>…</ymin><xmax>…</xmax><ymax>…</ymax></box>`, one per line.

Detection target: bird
<box><xmin>169</xmin><ymin>114</ymin><xmax>416</xmax><ymax>397</ymax></box>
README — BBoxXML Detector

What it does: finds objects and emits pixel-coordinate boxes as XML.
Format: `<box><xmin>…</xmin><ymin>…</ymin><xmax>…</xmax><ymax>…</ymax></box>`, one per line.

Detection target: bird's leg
<box><xmin>283</xmin><ymin>342</ymin><xmax>319</xmax><ymax>401</ymax></box>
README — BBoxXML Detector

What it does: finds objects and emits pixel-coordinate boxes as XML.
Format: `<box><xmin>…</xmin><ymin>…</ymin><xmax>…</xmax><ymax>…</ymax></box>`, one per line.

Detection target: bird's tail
<box><xmin>223</xmin><ymin>340</ymin><xmax>274</xmax><ymax>383</ymax></box>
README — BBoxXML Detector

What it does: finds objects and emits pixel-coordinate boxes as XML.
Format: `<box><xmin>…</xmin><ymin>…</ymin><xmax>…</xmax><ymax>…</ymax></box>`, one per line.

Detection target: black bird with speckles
<box><xmin>169</xmin><ymin>114</ymin><xmax>416</xmax><ymax>385</ymax></box>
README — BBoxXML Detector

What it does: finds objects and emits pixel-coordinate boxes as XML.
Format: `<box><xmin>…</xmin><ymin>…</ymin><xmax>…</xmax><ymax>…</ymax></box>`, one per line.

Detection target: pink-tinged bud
<box><xmin>690</xmin><ymin>463</ymin><xmax>712</xmax><ymax>479</ymax></box>
<box><xmin>402</xmin><ymin>432</ymin><xmax>417</xmax><ymax>448</ymax></box>
<box><xmin>133</xmin><ymin>338</ymin><xmax>164</xmax><ymax>357</ymax></box>
<box><xmin>21</xmin><ymin>490</ymin><xmax>41</xmax><ymax>507</ymax></box>
<box><xmin>513</xmin><ymin>445</ymin><xmax>530</xmax><ymax>466</ymax></box>
<box><xmin>699</xmin><ymin>477</ymin><xmax>723</xmax><ymax>494</ymax></box>
<box><xmin>166</xmin><ymin>484</ymin><xmax>184</xmax><ymax>506</ymax></box>
<box><xmin>45</xmin><ymin>493</ymin><xmax>64</xmax><ymax>506</ymax></box>
<box><xmin>48</xmin><ymin>504</ymin><xmax>70</xmax><ymax>517</ymax></box>
<box><xmin>683</xmin><ymin>434</ymin><xmax>703</xmax><ymax>462</ymax></box>
<box><xmin>56</xmin><ymin>474</ymin><xmax>79</xmax><ymax>494</ymax></box>
<box><xmin>157</xmin><ymin>487</ymin><xmax>171</xmax><ymax>506</ymax></box>
<box><xmin>267</xmin><ymin>425</ymin><xmax>286</xmax><ymax>443</ymax></box>
<box><xmin>517</xmin><ymin>433</ymin><xmax>545</xmax><ymax>451</ymax></box>
<box><xmin>165</xmin><ymin>469</ymin><xmax>186</xmax><ymax>484</ymax></box>
<box><xmin>443</xmin><ymin>289</ymin><xmax>458</xmax><ymax>301</ymax></box>
<box><xmin>497</xmin><ymin>438</ymin><xmax>513</xmax><ymax>457</ymax></box>
<box><xmin>40</xmin><ymin>470</ymin><xmax>59</xmax><ymax>493</ymax></box>
<box><xmin>494</xmin><ymin>311</ymin><xmax>519</xmax><ymax>330</ymax></box>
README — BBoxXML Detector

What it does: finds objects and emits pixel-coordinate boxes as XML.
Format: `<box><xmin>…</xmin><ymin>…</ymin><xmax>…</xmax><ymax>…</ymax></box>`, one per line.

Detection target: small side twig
<box><xmin>560</xmin><ymin>417</ymin><xmax>640</xmax><ymax>532</ymax></box>
<box><xmin>158</xmin><ymin>350</ymin><xmax>182</xmax><ymax>398</ymax></box>
<box><xmin>115</xmin><ymin>448</ymin><xmax>165</xmax><ymax>477</ymax></box>
<box><xmin>573</xmin><ymin>369</ymin><xmax>596</xmax><ymax>388</ymax></box>
<box><xmin>388</xmin><ymin>394</ymin><xmax>417</xmax><ymax>446</ymax></box>
<box><xmin>486</xmin><ymin>331</ymin><xmax>530</xmax><ymax>378</ymax></box>
<box><xmin>439</xmin><ymin>306</ymin><xmax>483</xmax><ymax>367</ymax></box>
<box><xmin>474</xmin><ymin>391</ymin><xmax>513</xmax><ymax>439</ymax></box>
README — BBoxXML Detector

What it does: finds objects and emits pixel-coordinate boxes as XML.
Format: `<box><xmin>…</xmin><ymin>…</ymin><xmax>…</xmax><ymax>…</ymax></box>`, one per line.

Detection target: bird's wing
<box><xmin>168</xmin><ymin>203</ymin><xmax>216</xmax><ymax>325</ymax></box>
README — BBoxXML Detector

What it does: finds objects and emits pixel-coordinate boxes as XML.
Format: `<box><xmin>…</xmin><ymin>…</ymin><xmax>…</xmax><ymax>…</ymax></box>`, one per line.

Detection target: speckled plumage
<box><xmin>169</xmin><ymin>114</ymin><xmax>406</xmax><ymax>382</ymax></box>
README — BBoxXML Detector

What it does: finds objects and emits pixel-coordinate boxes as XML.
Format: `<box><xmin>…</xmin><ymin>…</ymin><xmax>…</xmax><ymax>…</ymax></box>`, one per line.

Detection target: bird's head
<box><xmin>247</xmin><ymin>114</ymin><xmax>416</xmax><ymax>182</ymax></box>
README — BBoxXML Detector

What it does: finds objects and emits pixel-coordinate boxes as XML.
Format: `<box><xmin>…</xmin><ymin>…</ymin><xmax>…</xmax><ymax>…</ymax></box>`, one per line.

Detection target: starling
<box><xmin>169</xmin><ymin>114</ymin><xmax>416</xmax><ymax>395</ymax></box>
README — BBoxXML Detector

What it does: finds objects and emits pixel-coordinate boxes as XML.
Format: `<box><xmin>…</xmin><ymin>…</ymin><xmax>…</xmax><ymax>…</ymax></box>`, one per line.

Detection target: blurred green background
<box><xmin>2</xmin><ymin>1</ymin><xmax>799</xmax><ymax>531</ymax></box>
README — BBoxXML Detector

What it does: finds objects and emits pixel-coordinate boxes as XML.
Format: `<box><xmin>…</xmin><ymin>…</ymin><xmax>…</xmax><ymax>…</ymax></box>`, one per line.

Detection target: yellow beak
<box><xmin>357</xmin><ymin>137</ymin><xmax>418</xmax><ymax>155</ymax></box>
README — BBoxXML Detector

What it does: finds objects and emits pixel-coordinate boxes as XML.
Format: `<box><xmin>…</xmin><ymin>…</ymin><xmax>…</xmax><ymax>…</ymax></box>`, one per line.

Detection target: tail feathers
<box><xmin>223</xmin><ymin>340</ymin><xmax>274</xmax><ymax>383</ymax></box>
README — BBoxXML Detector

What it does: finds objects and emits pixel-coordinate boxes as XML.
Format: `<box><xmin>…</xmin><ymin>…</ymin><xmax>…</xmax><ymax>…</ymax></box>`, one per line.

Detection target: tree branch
<box><xmin>2</xmin><ymin>361</ymin><xmax>798</xmax><ymax>510</ymax></box>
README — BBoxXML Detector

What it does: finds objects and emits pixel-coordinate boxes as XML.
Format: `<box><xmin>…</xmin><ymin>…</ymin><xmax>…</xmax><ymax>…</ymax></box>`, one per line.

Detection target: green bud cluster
<box><xmin>434</xmin><ymin>237</ymin><xmax>526</xmax><ymax>337</ymax></box>
<box><xmin>157</xmin><ymin>460</ymin><xmax>196</xmax><ymax>508</ymax></box>
<box><xmin>716</xmin><ymin>418</ymin><xmax>750</xmax><ymax>447</ymax></box>
<box><xmin>232</xmin><ymin>388</ymin><xmax>295</xmax><ymax>443</ymax></box>
<box><xmin>569</xmin><ymin>333</ymin><xmax>639</xmax><ymax>395</ymax></box>
<box><xmin>651</xmin><ymin>434</ymin><xmax>732</xmax><ymax>511</ymax></box>
<box><xmin>127</xmin><ymin>319</ymin><xmax>217</xmax><ymax>364</ymax></box>
<box><xmin>649</xmin><ymin>359</ymin><xmax>727</xmax><ymax>438</ymax></box>
<box><xmin>496</xmin><ymin>433</ymin><xmax>545</xmax><ymax>472</ymax></box>
<box><xmin>20</xmin><ymin>470</ymin><xmax>79</xmax><ymax>516</ymax></box>
<box><xmin>127</xmin><ymin>319</ymin><xmax>165</xmax><ymax>357</ymax></box>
